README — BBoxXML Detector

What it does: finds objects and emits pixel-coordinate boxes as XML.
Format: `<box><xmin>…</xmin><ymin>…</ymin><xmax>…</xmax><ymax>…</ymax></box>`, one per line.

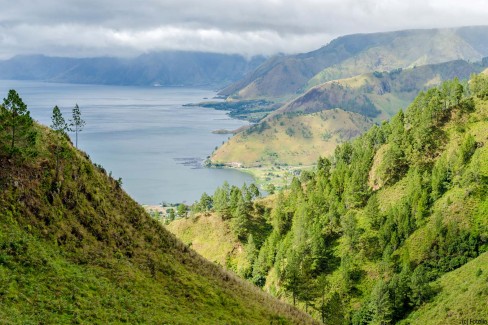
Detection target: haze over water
<box><xmin>0</xmin><ymin>80</ymin><xmax>254</xmax><ymax>204</ymax></box>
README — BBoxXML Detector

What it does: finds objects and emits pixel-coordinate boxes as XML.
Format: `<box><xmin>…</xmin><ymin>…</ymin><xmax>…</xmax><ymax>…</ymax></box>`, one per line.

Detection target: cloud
<box><xmin>1</xmin><ymin>0</ymin><xmax>487</xmax><ymax>58</ymax></box>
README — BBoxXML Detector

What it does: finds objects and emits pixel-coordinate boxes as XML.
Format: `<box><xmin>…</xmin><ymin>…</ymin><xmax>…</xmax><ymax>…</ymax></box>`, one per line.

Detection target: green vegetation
<box><xmin>172</xmin><ymin>74</ymin><xmax>488</xmax><ymax>323</ymax></box>
<box><xmin>70</xmin><ymin>103</ymin><xmax>85</xmax><ymax>149</ymax></box>
<box><xmin>287</xmin><ymin>60</ymin><xmax>481</xmax><ymax>121</ymax></box>
<box><xmin>0</xmin><ymin>91</ymin><xmax>316</xmax><ymax>324</ymax></box>
<box><xmin>211</xmin><ymin>109</ymin><xmax>372</xmax><ymax>169</ymax></box>
<box><xmin>212</xmin><ymin>60</ymin><xmax>483</xmax><ymax>177</ymax></box>
<box><xmin>0</xmin><ymin>89</ymin><xmax>36</xmax><ymax>157</ymax></box>
<box><xmin>187</xmin><ymin>99</ymin><xmax>277</xmax><ymax>122</ymax></box>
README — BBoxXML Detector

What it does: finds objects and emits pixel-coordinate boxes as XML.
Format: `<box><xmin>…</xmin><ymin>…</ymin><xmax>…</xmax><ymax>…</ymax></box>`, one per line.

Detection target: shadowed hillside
<box><xmin>0</xmin><ymin>52</ymin><xmax>265</xmax><ymax>87</ymax></box>
<box><xmin>277</xmin><ymin>59</ymin><xmax>484</xmax><ymax>120</ymax></box>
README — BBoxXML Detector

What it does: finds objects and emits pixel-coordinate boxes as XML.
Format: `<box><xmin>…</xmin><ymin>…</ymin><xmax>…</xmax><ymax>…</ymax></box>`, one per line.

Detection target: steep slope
<box><xmin>0</xmin><ymin>52</ymin><xmax>265</xmax><ymax>87</ymax></box>
<box><xmin>221</xmin><ymin>26</ymin><xmax>488</xmax><ymax>101</ymax></box>
<box><xmin>210</xmin><ymin>109</ymin><xmax>372</xmax><ymax>167</ymax></box>
<box><xmin>173</xmin><ymin>74</ymin><xmax>488</xmax><ymax>323</ymax></box>
<box><xmin>0</xmin><ymin>105</ymin><xmax>315</xmax><ymax>323</ymax></box>
<box><xmin>400</xmin><ymin>252</ymin><xmax>488</xmax><ymax>324</ymax></box>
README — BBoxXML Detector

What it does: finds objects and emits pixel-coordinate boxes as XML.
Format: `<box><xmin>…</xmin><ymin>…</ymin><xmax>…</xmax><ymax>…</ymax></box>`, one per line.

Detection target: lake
<box><xmin>0</xmin><ymin>80</ymin><xmax>254</xmax><ymax>205</ymax></box>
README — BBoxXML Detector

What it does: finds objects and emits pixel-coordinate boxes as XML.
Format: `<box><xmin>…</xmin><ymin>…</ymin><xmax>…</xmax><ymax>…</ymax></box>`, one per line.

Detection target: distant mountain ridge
<box><xmin>0</xmin><ymin>52</ymin><xmax>266</xmax><ymax>88</ymax></box>
<box><xmin>211</xmin><ymin>59</ymin><xmax>485</xmax><ymax>169</ymax></box>
<box><xmin>274</xmin><ymin>59</ymin><xmax>486</xmax><ymax>120</ymax></box>
<box><xmin>220</xmin><ymin>26</ymin><xmax>488</xmax><ymax>100</ymax></box>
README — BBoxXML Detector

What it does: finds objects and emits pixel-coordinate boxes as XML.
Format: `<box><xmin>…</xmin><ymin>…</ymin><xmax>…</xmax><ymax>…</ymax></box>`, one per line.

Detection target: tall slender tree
<box><xmin>70</xmin><ymin>104</ymin><xmax>85</xmax><ymax>148</ymax></box>
<box><xmin>51</xmin><ymin>105</ymin><xmax>68</xmax><ymax>181</ymax></box>
<box><xmin>1</xmin><ymin>89</ymin><xmax>33</xmax><ymax>156</ymax></box>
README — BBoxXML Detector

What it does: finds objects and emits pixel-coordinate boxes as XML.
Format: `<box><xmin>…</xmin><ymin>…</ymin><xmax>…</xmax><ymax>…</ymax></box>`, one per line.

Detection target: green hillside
<box><xmin>211</xmin><ymin>109</ymin><xmax>372</xmax><ymax>168</ymax></box>
<box><xmin>0</xmin><ymin>91</ymin><xmax>316</xmax><ymax>324</ymax></box>
<box><xmin>172</xmin><ymin>73</ymin><xmax>488</xmax><ymax>323</ymax></box>
<box><xmin>401</xmin><ymin>252</ymin><xmax>488</xmax><ymax>324</ymax></box>
<box><xmin>210</xmin><ymin>60</ymin><xmax>483</xmax><ymax>173</ymax></box>
<box><xmin>221</xmin><ymin>26</ymin><xmax>488</xmax><ymax>101</ymax></box>
<box><xmin>283</xmin><ymin>60</ymin><xmax>483</xmax><ymax>120</ymax></box>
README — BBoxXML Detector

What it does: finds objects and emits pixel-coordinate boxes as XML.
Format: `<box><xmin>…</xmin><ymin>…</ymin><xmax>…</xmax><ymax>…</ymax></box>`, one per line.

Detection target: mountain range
<box><xmin>220</xmin><ymin>26</ymin><xmax>488</xmax><ymax>100</ymax></box>
<box><xmin>211</xmin><ymin>26</ymin><xmax>488</xmax><ymax>170</ymax></box>
<box><xmin>0</xmin><ymin>52</ymin><xmax>265</xmax><ymax>88</ymax></box>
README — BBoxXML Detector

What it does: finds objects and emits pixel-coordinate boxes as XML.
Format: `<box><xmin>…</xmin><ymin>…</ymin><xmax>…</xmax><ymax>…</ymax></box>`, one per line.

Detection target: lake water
<box><xmin>0</xmin><ymin>80</ymin><xmax>253</xmax><ymax>204</ymax></box>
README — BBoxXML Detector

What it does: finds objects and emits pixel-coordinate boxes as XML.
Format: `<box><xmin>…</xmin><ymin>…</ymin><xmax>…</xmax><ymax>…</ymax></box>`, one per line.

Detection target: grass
<box><xmin>400</xmin><ymin>252</ymin><xmax>488</xmax><ymax>325</ymax></box>
<box><xmin>167</xmin><ymin>213</ymin><xmax>245</xmax><ymax>269</ymax></box>
<box><xmin>0</xmin><ymin>122</ymin><xmax>318</xmax><ymax>324</ymax></box>
<box><xmin>211</xmin><ymin>109</ymin><xmax>372</xmax><ymax>169</ymax></box>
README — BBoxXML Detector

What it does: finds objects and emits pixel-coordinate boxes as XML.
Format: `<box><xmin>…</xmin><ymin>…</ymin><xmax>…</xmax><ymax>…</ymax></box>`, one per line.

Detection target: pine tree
<box><xmin>51</xmin><ymin>105</ymin><xmax>68</xmax><ymax>182</ymax></box>
<box><xmin>70</xmin><ymin>103</ymin><xmax>85</xmax><ymax>148</ymax></box>
<box><xmin>370</xmin><ymin>280</ymin><xmax>393</xmax><ymax>325</ymax></box>
<box><xmin>1</xmin><ymin>89</ymin><xmax>35</xmax><ymax>157</ymax></box>
<box><xmin>232</xmin><ymin>195</ymin><xmax>250</xmax><ymax>240</ymax></box>
<box><xmin>213</xmin><ymin>182</ymin><xmax>231</xmax><ymax>218</ymax></box>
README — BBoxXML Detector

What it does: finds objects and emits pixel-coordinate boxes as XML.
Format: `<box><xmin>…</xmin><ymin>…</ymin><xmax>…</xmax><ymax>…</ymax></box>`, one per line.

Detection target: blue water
<box><xmin>0</xmin><ymin>80</ymin><xmax>253</xmax><ymax>204</ymax></box>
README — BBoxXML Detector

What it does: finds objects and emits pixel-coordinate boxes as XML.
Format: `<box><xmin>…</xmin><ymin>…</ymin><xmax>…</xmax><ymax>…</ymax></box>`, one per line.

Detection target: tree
<box><xmin>231</xmin><ymin>196</ymin><xmax>250</xmax><ymax>240</ymax></box>
<box><xmin>409</xmin><ymin>265</ymin><xmax>434</xmax><ymax>307</ymax></box>
<box><xmin>199</xmin><ymin>192</ymin><xmax>213</xmax><ymax>212</ymax></box>
<box><xmin>265</xmin><ymin>183</ymin><xmax>275</xmax><ymax>195</ymax></box>
<box><xmin>469</xmin><ymin>73</ymin><xmax>488</xmax><ymax>99</ymax></box>
<box><xmin>213</xmin><ymin>182</ymin><xmax>231</xmax><ymax>219</ymax></box>
<box><xmin>1</xmin><ymin>89</ymin><xmax>35</xmax><ymax>156</ymax></box>
<box><xmin>167</xmin><ymin>208</ymin><xmax>176</xmax><ymax>221</ymax></box>
<box><xmin>51</xmin><ymin>105</ymin><xmax>68</xmax><ymax>133</ymax></box>
<box><xmin>177</xmin><ymin>204</ymin><xmax>188</xmax><ymax>218</ymax></box>
<box><xmin>70</xmin><ymin>103</ymin><xmax>85</xmax><ymax>148</ymax></box>
<box><xmin>370</xmin><ymin>280</ymin><xmax>393</xmax><ymax>325</ymax></box>
<box><xmin>249</xmin><ymin>183</ymin><xmax>260</xmax><ymax>199</ymax></box>
<box><xmin>51</xmin><ymin>105</ymin><xmax>69</xmax><ymax>182</ymax></box>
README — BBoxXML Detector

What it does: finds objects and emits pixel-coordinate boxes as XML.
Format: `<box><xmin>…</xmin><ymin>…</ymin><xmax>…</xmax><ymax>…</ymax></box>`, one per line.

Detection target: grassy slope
<box><xmin>400</xmin><ymin>252</ymin><xmax>488</xmax><ymax>325</ymax></box>
<box><xmin>167</xmin><ymin>213</ymin><xmax>246</xmax><ymax>266</ymax></box>
<box><xmin>0</xmin><ymin>124</ymin><xmax>316</xmax><ymax>324</ymax></box>
<box><xmin>284</xmin><ymin>60</ymin><xmax>482</xmax><ymax>121</ymax></box>
<box><xmin>167</xmin><ymin>213</ymin><xmax>251</xmax><ymax>277</ymax></box>
<box><xmin>210</xmin><ymin>109</ymin><xmax>372</xmax><ymax>168</ymax></box>
<box><xmin>167</xmin><ymin>196</ymin><xmax>276</xmax><ymax>278</ymax></box>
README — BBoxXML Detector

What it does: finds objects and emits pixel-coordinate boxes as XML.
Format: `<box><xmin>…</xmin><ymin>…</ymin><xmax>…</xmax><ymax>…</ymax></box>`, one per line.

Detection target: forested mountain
<box><xmin>0</xmin><ymin>52</ymin><xmax>265</xmax><ymax>87</ymax></box>
<box><xmin>220</xmin><ymin>26</ymin><xmax>488</xmax><ymax>100</ymax></box>
<box><xmin>0</xmin><ymin>91</ymin><xmax>314</xmax><ymax>324</ymax></box>
<box><xmin>170</xmin><ymin>73</ymin><xmax>488</xmax><ymax>323</ymax></box>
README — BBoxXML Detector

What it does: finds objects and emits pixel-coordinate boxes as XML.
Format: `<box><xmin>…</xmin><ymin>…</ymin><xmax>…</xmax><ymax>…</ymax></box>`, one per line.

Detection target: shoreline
<box><xmin>205</xmin><ymin>161</ymin><xmax>315</xmax><ymax>190</ymax></box>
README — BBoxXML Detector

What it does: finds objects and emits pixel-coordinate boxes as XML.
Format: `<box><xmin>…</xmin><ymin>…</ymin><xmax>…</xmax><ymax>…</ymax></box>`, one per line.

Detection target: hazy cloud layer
<box><xmin>1</xmin><ymin>0</ymin><xmax>487</xmax><ymax>58</ymax></box>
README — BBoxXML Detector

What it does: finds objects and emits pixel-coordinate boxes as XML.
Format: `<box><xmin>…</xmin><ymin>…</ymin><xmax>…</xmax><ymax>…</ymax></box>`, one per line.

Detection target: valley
<box><xmin>2</xmin><ymin>21</ymin><xmax>488</xmax><ymax>324</ymax></box>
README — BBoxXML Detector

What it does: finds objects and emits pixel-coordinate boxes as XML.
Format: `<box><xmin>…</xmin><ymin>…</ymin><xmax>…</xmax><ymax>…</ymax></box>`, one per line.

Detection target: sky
<box><xmin>1</xmin><ymin>0</ymin><xmax>488</xmax><ymax>59</ymax></box>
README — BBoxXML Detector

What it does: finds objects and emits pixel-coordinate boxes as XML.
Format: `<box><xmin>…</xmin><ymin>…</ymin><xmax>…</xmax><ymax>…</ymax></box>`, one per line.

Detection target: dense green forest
<box><xmin>0</xmin><ymin>90</ymin><xmax>315</xmax><ymax>324</ymax></box>
<box><xmin>181</xmin><ymin>73</ymin><xmax>488</xmax><ymax>323</ymax></box>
